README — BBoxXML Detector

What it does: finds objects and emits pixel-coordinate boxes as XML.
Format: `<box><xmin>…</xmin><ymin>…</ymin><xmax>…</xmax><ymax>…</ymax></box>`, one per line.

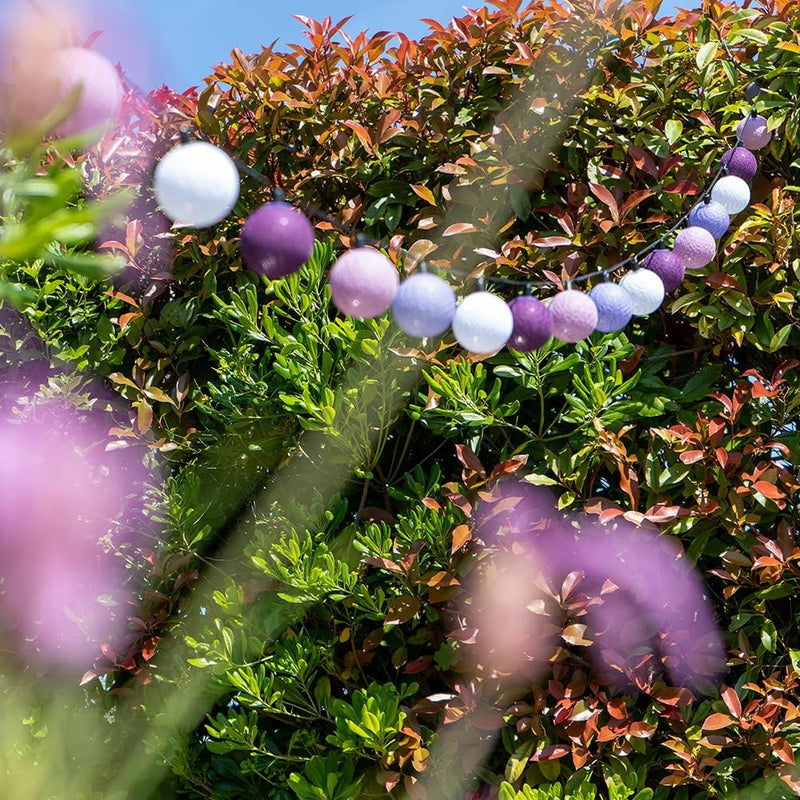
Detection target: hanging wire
<box><xmin>176</xmin><ymin>33</ymin><xmax>760</xmax><ymax>293</ymax></box>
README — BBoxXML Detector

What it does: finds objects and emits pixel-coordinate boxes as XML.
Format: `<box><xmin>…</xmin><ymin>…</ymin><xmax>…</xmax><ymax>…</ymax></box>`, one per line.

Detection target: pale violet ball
<box><xmin>589</xmin><ymin>282</ymin><xmax>633</xmax><ymax>333</ymax></box>
<box><xmin>688</xmin><ymin>200</ymin><xmax>730</xmax><ymax>240</ymax></box>
<box><xmin>452</xmin><ymin>291</ymin><xmax>513</xmax><ymax>354</ymax></box>
<box><xmin>619</xmin><ymin>269</ymin><xmax>665</xmax><ymax>316</ymax></box>
<box><xmin>549</xmin><ymin>290</ymin><xmax>598</xmax><ymax>343</ymax></box>
<box><xmin>392</xmin><ymin>273</ymin><xmax>456</xmax><ymax>337</ymax></box>
<box><xmin>329</xmin><ymin>247</ymin><xmax>399</xmax><ymax>319</ymax></box>
<box><xmin>711</xmin><ymin>175</ymin><xmax>750</xmax><ymax>216</ymax></box>
<box><xmin>673</xmin><ymin>226</ymin><xmax>716</xmax><ymax>269</ymax></box>
<box><xmin>737</xmin><ymin>114</ymin><xmax>771</xmax><ymax>150</ymax></box>
<box><xmin>154</xmin><ymin>141</ymin><xmax>241</xmax><ymax>228</ymax></box>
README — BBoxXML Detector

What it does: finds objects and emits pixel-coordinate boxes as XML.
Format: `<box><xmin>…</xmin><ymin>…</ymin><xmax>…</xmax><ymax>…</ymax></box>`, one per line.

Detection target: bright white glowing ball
<box><xmin>619</xmin><ymin>269</ymin><xmax>665</xmax><ymax>316</ymax></box>
<box><xmin>452</xmin><ymin>291</ymin><xmax>513</xmax><ymax>354</ymax></box>
<box><xmin>710</xmin><ymin>175</ymin><xmax>751</xmax><ymax>216</ymax></box>
<box><xmin>154</xmin><ymin>141</ymin><xmax>241</xmax><ymax>228</ymax></box>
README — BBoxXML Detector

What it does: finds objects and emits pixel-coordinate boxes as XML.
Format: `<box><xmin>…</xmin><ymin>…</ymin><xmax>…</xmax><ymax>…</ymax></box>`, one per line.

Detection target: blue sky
<box><xmin>80</xmin><ymin>0</ymin><xmax>473</xmax><ymax>91</ymax></box>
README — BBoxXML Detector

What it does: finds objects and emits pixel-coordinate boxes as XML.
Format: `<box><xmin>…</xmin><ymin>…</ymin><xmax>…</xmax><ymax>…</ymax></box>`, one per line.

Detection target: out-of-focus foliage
<box><xmin>4</xmin><ymin>0</ymin><xmax>800</xmax><ymax>798</ymax></box>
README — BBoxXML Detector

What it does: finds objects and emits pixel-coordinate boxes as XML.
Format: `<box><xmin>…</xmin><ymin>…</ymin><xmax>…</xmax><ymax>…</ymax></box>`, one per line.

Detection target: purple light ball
<box><xmin>720</xmin><ymin>147</ymin><xmax>758</xmax><ymax>183</ymax></box>
<box><xmin>329</xmin><ymin>247</ymin><xmax>399</xmax><ymax>319</ymax></box>
<box><xmin>673</xmin><ymin>226</ymin><xmax>716</xmax><ymax>270</ymax></box>
<box><xmin>507</xmin><ymin>296</ymin><xmax>554</xmax><ymax>352</ymax></box>
<box><xmin>642</xmin><ymin>250</ymin><xmax>685</xmax><ymax>292</ymax></box>
<box><xmin>392</xmin><ymin>273</ymin><xmax>456</xmax><ymax>337</ymax></box>
<box><xmin>737</xmin><ymin>115</ymin><xmax>771</xmax><ymax>151</ymax></box>
<box><xmin>53</xmin><ymin>48</ymin><xmax>124</xmax><ymax>139</ymax></box>
<box><xmin>688</xmin><ymin>200</ymin><xmax>730</xmax><ymax>240</ymax></box>
<box><xmin>241</xmin><ymin>201</ymin><xmax>315</xmax><ymax>279</ymax></box>
<box><xmin>549</xmin><ymin>290</ymin><xmax>598</xmax><ymax>343</ymax></box>
<box><xmin>588</xmin><ymin>282</ymin><xmax>633</xmax><ymax>333</ymax></box>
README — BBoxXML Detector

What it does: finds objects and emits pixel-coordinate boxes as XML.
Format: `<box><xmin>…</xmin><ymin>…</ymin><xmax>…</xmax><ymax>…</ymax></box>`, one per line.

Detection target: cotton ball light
<box><xmin>241</xmin><ymin>201</ymin><xmax>315</xmax><ymax>279</ymax></box>
<box><xmin>329</xmin><ymin>247</ymin><xmax>399</xmax><ymax>319</ymax></box>
<box><xmin>588</xmin><ymin>282</ymin><xmax>633</xmax><ymax>332</ymax></box>
<box><xmin>642</xmin><ymin>250</ymin><xmax>684</xmax><ymax>292</ymax></box>
<box><xmin>392</xmin><ymin>272</ymin><xmax>456</xmax><ymax>337</ymax></box>
<box><xmin>673</xmin><ymin>226</ymin><xmax>716</xmax><ymax>270</ymax></box>
<box><xmin>688</xmin><ymin>200</ymin><xmax>730</xmax><ymax>240</ymax></box>
<box><xmin>51</xmin><ymin>48</ymin><xmax>124</xmax><ymax>139</ymax></box>
<box><xmin>620</xmin><ymin>269</ymin><xmax>665</xmax><ymax>316</ymax></box>
<box><xmin>737</xmin><ymin>114</ymin><xmax>771</xmax><ymax>150</ymax></box>
<box><xmin>452</xmin><ymin>291</ymin><xmax>513</xmax><ymax>354</ymax></box>
<box><xmin>507</xmin><ymin>296</ymin><xmax>553</xmax><ymax>352</ymax></box>
<box><xmin>711</xmin><ymin>175</ymin><xmax>750</xmax><ymax>215</ymax></box>
<box><xmin>154</xmin><ymin>141</ymin><xmax>240</xmax><ymax>228</ymax></box>
<box><xmin>548</xmin><ymin>290</ymin><xmax>598</xmax><ymax>343</ymax></box>
<box><xmin>720</xmin><ymin>147</ymin><xmax>758</xmax><ymax>183</ymax></box>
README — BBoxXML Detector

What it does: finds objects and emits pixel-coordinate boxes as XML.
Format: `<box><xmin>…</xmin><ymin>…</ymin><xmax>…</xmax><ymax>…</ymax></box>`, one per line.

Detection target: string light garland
<box><xmin>149</xmin><ymin>53</ymin><xmax>771</xmax><ymax>355</ymax></box>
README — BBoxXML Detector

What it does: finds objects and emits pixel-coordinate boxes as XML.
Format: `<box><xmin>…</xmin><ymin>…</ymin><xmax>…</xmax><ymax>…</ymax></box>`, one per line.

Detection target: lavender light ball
<box><xmin>241</xmin><ymin>201</ymin><xmax>315</xmax><ymax>279</ymax></box>
<box><xmin>737</xmin><ymin>115</ymin><xmax>771</xmax><ymax>150</ymax></box>
<box><xmin>452</xmin><ymin>292</ymin><xmax>513</xmax><ymax>354</ymax></box>
<box><xmin>329</xmin><ymin>247</ymin><xmax>399</xmax><ymax>319</ymax></box>
<box><xmin>589</xmin><ymin>283</ymin><xmax>633</xmax><ymax>333</ymax></box>
<box><xmin>508</xmin><ymin>296</ymin><xmax>553</xmax><ymax>351</ymax></box>
<box><xmin>549</xmin><ymin>290</ymin><xmax>598</xmax><ymax>343</ymax></box>
<box><xmin>688</xmin><ymin>200</ymin><xmax>730</xmax><ymax>240</ymax></box>
<box><xmin>392</xmin><ymin>273</ymin><xmax>456</xmax><ymax>337</ymax></box>
<box><xmin>721</xmin><ymin>147</ymin><xmax>758</xmax><ymax>183</ymax></box>
<box><xmin>711</xmin><ymin>175</ymin><xmax>751</xmax><ymax>215</ymax></box>
<box><xmin>619</xmin><ymin>269</ymin><xmax>665</xmax><ymax>316</ymax></box>
<box><xmin>673</xmin><ymin>226</ymin><xmax>716</xmax><ymax>270</ymax></box>
<box><xmin>642</xmin><ymin>250</ymin><xmax>684</xmax><ymax>292</ymax></box>
<box><xmin>53</xmin><ymin>48</ymin><xmax>124</xmax><ymax>139</ymax></box>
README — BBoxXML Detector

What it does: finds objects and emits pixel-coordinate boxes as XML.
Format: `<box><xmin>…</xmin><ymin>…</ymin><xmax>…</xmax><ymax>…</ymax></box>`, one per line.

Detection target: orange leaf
<box><xmin>754</xmin><ymin>480</ymin><xmax>786</xmax><ymax>501</ymax></box>
<box><xmin>410</xmin><ymin>184</ymin><xmax>436</xmax><ymax>205</ymax></box>
<box><xmin>680</xmin><ymin>450</ymin><xmax>705</xmax><ymax>464</ymax></box>
<box><xmin>342</xmin><ymin>120</ymin><xmax>374</xmax><ymax>152</ymax></box>
<box><xmin>702</xmin><ymin>713</ymin><xmax>735</xmax><ymax>730</ymax></box>
<box><xmin>721</xmin><ymin>686</ymin><xmax>742</xmax><ymax>718</ymax></box>
<box><xmin>442</xmin><ymin>222</ymin><xmax>478</xmax><ymax>236</ymax></box>
<box><xmin>451</xmin><ymin>524</ymin><xmax>471</xmax><ymax>553</ymax></box>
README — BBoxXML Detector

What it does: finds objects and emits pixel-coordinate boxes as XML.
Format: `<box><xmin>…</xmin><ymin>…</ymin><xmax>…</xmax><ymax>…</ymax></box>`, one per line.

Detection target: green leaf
<box><xmin>696</xmin><ymin>41</ymin><xmax>718</xmax><ymax>70</ymax></box>
<box><xmin>665</xmin><ymin>120</ymin><xmax>683</xmax><ymax>145</ymax></box>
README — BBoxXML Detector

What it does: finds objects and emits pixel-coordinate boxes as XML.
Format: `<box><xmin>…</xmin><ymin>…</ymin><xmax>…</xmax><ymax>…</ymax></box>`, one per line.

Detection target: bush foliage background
<box><xmin>3</xmin><ymin>0</ymin><xmax>800</xmax><ymax>797</ymax></box>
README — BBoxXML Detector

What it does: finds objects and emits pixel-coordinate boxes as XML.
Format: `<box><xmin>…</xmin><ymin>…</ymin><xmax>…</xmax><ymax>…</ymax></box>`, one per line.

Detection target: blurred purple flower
<box><xmin>0</xmin><ymin>399</ymin><xmax>146</xmax><ymax>669</ymax></box>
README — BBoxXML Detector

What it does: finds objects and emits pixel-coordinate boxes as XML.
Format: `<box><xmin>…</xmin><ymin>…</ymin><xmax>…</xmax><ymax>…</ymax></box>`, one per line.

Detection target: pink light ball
<box><xmin>642</xmin><ymin>249</ymin><xmax>684</xmax><ymax>292</ymax></box>
<box><xmin>241</xmin><ymin>201</ymin><xmax>315</xmax><ymax>279</ymax></box>
<box><xmin>673</xmin><ymin>226</ymin><xmax>716</xmax><ymax>270</ymax></box>
<box><xmin>52</xmin><ymin>47</ymin><xmax>124</xmax><ymax>139</ymax></box>
<box><xmin>619</xmin><ymin>269</ymin><xmax>665</xmax><ymax>316</ymax></box>
<box><xmin>711</xmin><ymin>175</ymin><xmax>751</xmax><ymax>216</ymax></box>
<box><xmin>329</xmin><ymin>247</ymin><xmax>399</xmax><ymax>319</ymax></box>
<box><xmin>154</xmin><ymin>141</ymin><xmax>241</xmax><ymax>228</ymax></box>
<box><xmin>507</xmin><ymin>296</ymin><xmax>553</xmax><ymax>352</ymax></box>
<box><xmin>452</xmin><ymin>291</ymin><xmax>513</xmax><ymax>354</ymax></box>
<box><xmin>721</xmin><ymin>147</ymin><xmax>758</xmax><ymax>183</ymax></box>
<box><xmin>391</xmin><ymin>273</ymin><xmax>456</xmax><ymax>337</ymax></box>
<box><xmin>737</xmin><ymin>114</ymin><xmax>771</xmax><ymax>150</ymax></box>
<box><xmin>589</xmin><ymin>282</ymin><xmax>633</xmax><ymax>332</ymax></box>
<box><xmin>549</xmin><ymin>290</ymin><xmax>598</xmax><ymax>343</ymax></box>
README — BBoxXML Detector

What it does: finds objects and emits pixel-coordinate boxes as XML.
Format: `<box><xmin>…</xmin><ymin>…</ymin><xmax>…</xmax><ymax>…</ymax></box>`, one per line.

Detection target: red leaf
<box><xmin>589</xmin><ymin>183</ymin><xmax>619</xmax><ymax>222</ymax></box>
<box><xmin>628</xmin><ymin>146</ymin><xmax>658</xmax><ymax>178</ymax></box>
<box><xmin>455</xmin><ymin>444</ymin><xmax>486</xmax><ymax>478</ymax></box>
<box><xmin>531</xmin><ymin>744</ymin><xmax>571</xmax><ymax>761</ymax></box>
<box><xmin>754</xmin><ymin>481</ymin><xmax>786</xmax><ymax>501</ymax></box>
<box><xmin>663</xmin><ymin>180</ymin><xmax>699</xmax><ymax>195</ymax></box>
<box><xmin>721</xmin><ymin>686</ymin><xmax>742</xmax><ymax>718</ymax></box>
<box><xmin>385</xmin><ymin>595</ymin><xmax>421</xmax><ymax>625</ymax></box>
<box><xmin>679</xmin><ymin>450</ymin><xmax>705</xmax><ymax>464</ymax></box>
<box><xmin>442</xmin><ymin>222</ymin><xmax>478</xmax><ymax>236</ymax></box>
<box><xmin>531</xmin><ymin>236</ymin><xmax>572</xmax><ymax>247</ymax></box>
<box><xmin>772</xmin><ymin>737</ymin><xmax>795</xmax><ymax>765</ymax></box>
<box><xmin>702</xmin><ymin>713</ymin><xmax>735</xmax><ymax>730</ymax></box>
<box><xmin>342</xmin><ymin>119</ymin><xmax>374</xmax><ymax>152</ymax></box>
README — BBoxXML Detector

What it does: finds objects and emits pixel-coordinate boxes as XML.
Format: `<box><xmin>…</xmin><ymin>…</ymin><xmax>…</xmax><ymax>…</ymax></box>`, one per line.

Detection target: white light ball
<box><xmin>154</xmin><ymin>141</ymin><xmax>241</xmax><ymax>228</ymax></box>
<box><xmin>710</xmin><ymin>175</ymin><xmax>750</xmax><ymax>216</ymax></box>
<box><xmin>619</xmin><ymin>269</ymin><xmax>665</xmax><ymax>316</ymax></box>
<box><xmin>452</xmin><ymin>291</ymin><xmax>513</xmax><ymax>354</ymax></box>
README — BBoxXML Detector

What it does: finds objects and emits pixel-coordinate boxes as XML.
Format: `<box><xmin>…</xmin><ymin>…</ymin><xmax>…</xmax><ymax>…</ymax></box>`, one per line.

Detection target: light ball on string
<box><xmin>720</xmin><ymin>147</ymin><xmax>758</xmax><ymax>183</ymax></box>
<box><xmin>52</xmin><ymin>47</ymin><xmax>124</xmax><ymax>140</ymax></box>
<box><xmin>548</xmin><ymin>290</ymin><xmax>598</xmax><ymax>343</ymax></box>
<box><xmin>673</xmin><ymin>226</ymin><xmax>716</xmax><ymax>270</ymax></box>
<box><xmin>154</xmin><ymin>141</ymin><xmax>241</xmax><ymax>228</ymax></box>
<box><xmin>711</xmin><ymin>175</ymin><xmax>750</xmax><ymax>216</ymax></box>
<box><xmin>745</xmin><ymin>82</ymin><xmax>762</xmax><ymax>101</ymax></box>
<box><xmin>642</xmin><ymin>249</ymin><xmax>684</xmax><ymax>292</ymax></box>
<box><xmin>737</xmin><ymin>114</ymin><xmax>771</xmax><ymax>150</ymax></box>
<box><xmin>392</xmin><ymin>272</ymin><xmax>456</xmax><ymax>337</ymax></box>
<box><xmin>452</xmin><ymin>291</ymin><xmax>513</xmax><ymax>354</ymax></box>
<box><xmin>688</xmin><ymin>200</ymin><xmax>730</xmax><ymax>240</ymax></box>
<box><xmin>241</xmin><ymin>201</ymin><xmax>315</xmax><ymax>279</ymax></box>
<box><xmin>508</xmin><ymin>296</ymin><xmax>553</xmax><ymax>351</ymax></box>
<box><xmin>619</xmin><ymin>269</ymin><xmax>665</xmax><ymax>316</ymax></box>
<box><xmin>589</xmin><ymin>282</ymin><xmax>633</xmax><ymax>332</ymax></box>
<box><xmin>329</xmin><ymin>247</ymin><xmax>399</xmax><ymax>319</ymax></box>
